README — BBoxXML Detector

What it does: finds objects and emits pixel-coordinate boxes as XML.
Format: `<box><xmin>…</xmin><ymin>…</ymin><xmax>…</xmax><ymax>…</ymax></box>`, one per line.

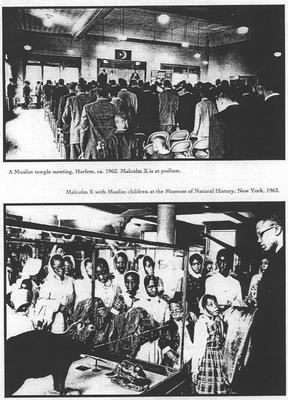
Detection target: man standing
<box><xmin>244</xmin><ymin>213</ymin><xmax>285</xmax><ymax>395</ymax></box>
<box><xmin>62</xmin><ymin>82</ymin><xmax>91</xmax><ymax>160</ymax></box>
<box><xmin>80</xmin><ymin>86</ymin><xmax>117</xmax><ymax>159</ymax></box>
<box><xmin>257</xmin><ymin>69</ymin><xmax>284</xmax><ymax>159</ymax></box>
<box><xmin>205</xmin><ymin>248</ymin><xmax>242</xmax><ymax>307</ymax></box>
<box><xmin>159</xmin><ymin>79</ymin><xmax>179</xmax><ymax>134</ymax></box>
<box><xmin>7</xmin><ymin>78</ymin><xmax>16</xmax><ymax>112</ymax></box>
<box><xmin>57</xmin><ymin>82</ymin><xmax>76</xmax><ymax>159</ymax></box>
<box><xmin>209</xmin><ymin>87</ymin><xmax>249</xmax><ymax>159</ymax></box>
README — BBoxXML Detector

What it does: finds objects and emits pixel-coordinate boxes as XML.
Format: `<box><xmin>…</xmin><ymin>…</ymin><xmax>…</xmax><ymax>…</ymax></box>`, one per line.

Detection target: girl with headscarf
<box><xmin>63</xmin><ymin>255</ymin><xmax>76</xmax><ymax>279</ymax></box>
<box><xmin>74</xmin><ymin>258</ymin><xmax>93</xmax><ymax>309</ymax></box>
<box><xmin>138</xmin><ymin>255</ymin><xmax>156</xmax><ymax>296</ymax></box>
<box><xmin>245</xmin><ymin>256</ymin><xmax>270</xmax><ymax>306</ymax></box>
<box><xmin>133</xmin><ymin>275</ymin><xmax>170</xmax><ymax>364</ymax></box>
<box><xmin>112</xmin><ymin>251</ymin><xmax>129</xmax><ymax>292</ymax></box>
<box><xmin>33</xmin><ymin>254</ymin><xmax>75</xmax><ymax>333</ymax></box>
<box><xmin>191</xmin><ymin>294</ymin><xmax>228</xmax><ymax>394</ymax></box>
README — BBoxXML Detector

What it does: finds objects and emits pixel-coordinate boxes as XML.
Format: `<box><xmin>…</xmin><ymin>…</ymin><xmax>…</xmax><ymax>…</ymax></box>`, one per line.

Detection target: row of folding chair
<box><xmin>43</xmin><ymin>105</ymin><xmax>65</xmax><ymax>157</ymax></box>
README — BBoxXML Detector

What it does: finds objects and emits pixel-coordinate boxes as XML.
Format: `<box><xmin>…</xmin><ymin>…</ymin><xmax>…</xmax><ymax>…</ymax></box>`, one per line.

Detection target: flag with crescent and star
<box><xmin>115</xmin><ymin>49</ymin><xmax>132</xmax><ymax>60</ymax></box>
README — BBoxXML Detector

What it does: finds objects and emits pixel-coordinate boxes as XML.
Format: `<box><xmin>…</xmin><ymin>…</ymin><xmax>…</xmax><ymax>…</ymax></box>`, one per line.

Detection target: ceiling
<box><xmin>4</xmin><ymin>6</ymin><xmax>284</xmax><ymax>48</ymax></box>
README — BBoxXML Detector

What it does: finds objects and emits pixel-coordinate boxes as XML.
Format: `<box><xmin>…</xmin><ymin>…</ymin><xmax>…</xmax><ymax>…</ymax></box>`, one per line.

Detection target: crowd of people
<box><xmin>6</xmin><ymin>67</ymin><xmax>284</xmax><ymax>160</ymax></box>
<box><xmin>6</xmin><ymin>213</ymin><xmax>284</xmax><ymax>395</ymax></box>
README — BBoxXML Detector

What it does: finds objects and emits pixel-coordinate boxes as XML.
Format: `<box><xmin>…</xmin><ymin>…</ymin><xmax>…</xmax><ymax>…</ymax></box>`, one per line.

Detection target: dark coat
<box><xmin>243</xmin><ymin>246</ymin><xmax>285</xmax><ymax>395</ymax></box>
<box><xmin>261</xmin><ymin>94</ymin><xmax>285</xmax><ymax>159</ymax></box>
<box><xmin>176</xmin><ymin>92</ymin><xmax>197</xmax><ymax>132</ymax></box>
<box><xmin>138</xmin><ymin>90</ymin><xmax>159</xmax><ymax>135</ymax></box>
<box><xmin>81</xmin><ymin>98</ymin><xmax>117</xmax><ymax>159</ymax></box>
<box><xmin>209</xmin><ymin>104</ymin><xmax>248</xmax><ymax>159</ymax></box>
<box><xmin>57</xmin><ymin>92</ymin><xmax>76</xmax><ymax>128</ymax></box>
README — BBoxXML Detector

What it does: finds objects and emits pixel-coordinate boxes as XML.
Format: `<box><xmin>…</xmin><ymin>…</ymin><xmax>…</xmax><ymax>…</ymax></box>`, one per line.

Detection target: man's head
<box><xmin>114</xmin><ymin>251</ymin><xmax>128</xmax><ymax>274</ymax></box>
<box><xmin>95</xmin><ymin>258</ymin><xmax>110</xmax><ymax>283</ymax></box>
<box><xmin>216</xmin><ymin>249</ymin><xmax>234</xmax><ymax>277</ymax></box>
<box><xmin>163</xmin><ymin>79</ymin><xmax>172</xmax><ymax>89</ymax></box>
<box><xmin>216</xmin><ymin>87</ymin><xmax>237</xmax><ymax>112</ymax></box>
<box><xmin>68</xmin><ymin>82</ymin><xmax>76</xmax><ymax>93</ymax></box>
<box><xmin>124</xmin><ymin>271</ymin><xmax>139</xmax><ymax>295</ymax></box>
<box><xmin>256</xmin><ymin>214</ymin><xmax>283</xmax><ymax>253</ymax></box>
<box><xmin>189</xmin><ymin>253</ymin><xmax>203</xmax><ymax>274</ymax></box>
<box><xmin>96</xmin><ymin>86</ymin><xmax>109</xmax><ymax>99</ymax></box>
<box><xmin>76</xmin><ymin>82</ymin><xmax>86</xmax><ymax>93</ymax></box>
<box><xmin>50</xmin><ymin>254</ymin><xmax>65</xmax><ymax>279</ymax></box>
<box><xmin>257</xmin><ymin>66</ymin><xmax>282</xmax><ymax>99</ymax></box>
<box><xmin>118</xmin><ymin>78</ymin><xmax>127</xmax><ymax>89</ymax></box>
<box><xmin>58</xmin><ymin>79</ymin><xmax>65</xmax><ymax>86</ymax></box>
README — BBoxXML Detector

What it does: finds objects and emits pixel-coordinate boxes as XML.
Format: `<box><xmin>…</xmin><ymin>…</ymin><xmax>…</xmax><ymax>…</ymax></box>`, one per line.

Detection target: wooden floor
<box><xmin>5</xmin><ymin>108</ymin><xmax>63</xmax><ymax>160</ymax></box>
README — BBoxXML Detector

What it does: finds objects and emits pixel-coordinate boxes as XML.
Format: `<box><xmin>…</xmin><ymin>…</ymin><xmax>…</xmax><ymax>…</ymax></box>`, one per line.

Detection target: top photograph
<box><xmin>3</xmin><ymin>6</ymin><xmax>285</xmax><ymax>162</ymax></box>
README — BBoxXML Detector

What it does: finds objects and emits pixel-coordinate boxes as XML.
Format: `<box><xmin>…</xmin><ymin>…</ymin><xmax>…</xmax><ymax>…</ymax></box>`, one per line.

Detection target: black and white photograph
<box><xmin>3</xmin><ymin>6</ymin><xmax>285</xmax><ymax>161</ymax></box>
<box><xmin>4</xmin><ymin>202</ymin><xmax>285</xmax><ymax>396</ymax></box>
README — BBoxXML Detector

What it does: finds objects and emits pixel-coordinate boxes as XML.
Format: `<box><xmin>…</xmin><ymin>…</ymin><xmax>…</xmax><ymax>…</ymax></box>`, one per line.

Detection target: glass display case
<box><xmin>5</xmin><ymin>209</ymin><xmax>191</xmax><ymax>396</ymax></box>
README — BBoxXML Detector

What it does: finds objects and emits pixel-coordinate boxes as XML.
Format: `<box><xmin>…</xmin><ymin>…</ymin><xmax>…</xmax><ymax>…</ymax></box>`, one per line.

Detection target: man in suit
<box><xmin>62</xmin><ymin>82</ymin><xmax>91</xmax><ymax>160</ymax></box>
<box><xmin>80</xmin><ymin>86</ymin><xmax>117</xmax><ymax>160</ymax></box>
<box><xmin>159</xmin><ymin>79</ymin><xmax>179</xmax><ymax>134</ymax></box>
<box><xmin>57</xmin><ymin>82</ymin><xmax>76</xmax><ymax>160</ymax></box>
<box><xmin>176</xmin><ymin>83</ymin><xmax>197</xmax><ymax>133</ymax></box>
<box><xmin>257</xmin><ymin>70</ymin><xmax>284</xmax><ymax>159</ymax></box>
<box><xmin>242</xmin><ymin>213</ymin><xmax>285</xmax><ymax>395</ymax></box>
<box><xmin>209</xmin><ymin>87</ymin><xmax>248</xmax><ymax>159</ymax></box>
<box><xmin>7</xmin><ymin>78</ymin><xmax>16</xmax><ymax>112</ymax></box>
<box><xmin>137</xmin><ymin>82</ymin><xmax>159</xmax><ymax>136</ymax></box>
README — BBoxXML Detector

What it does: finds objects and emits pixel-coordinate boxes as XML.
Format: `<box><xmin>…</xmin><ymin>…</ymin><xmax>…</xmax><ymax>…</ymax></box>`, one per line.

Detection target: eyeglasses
<box><xmin>257</xmin><ymin>225</ymin><xmax>276</xmax><ymax>239</ymax></box>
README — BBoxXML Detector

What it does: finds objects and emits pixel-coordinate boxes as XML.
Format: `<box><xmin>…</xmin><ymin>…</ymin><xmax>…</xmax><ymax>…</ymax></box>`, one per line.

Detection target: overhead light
<box><xmin>103</xmin><ymin>59</ymin><xmax>109</xmax><ymax>64</ymax></box>
<box><xmin>158</xmin><ymin>14</ymin><xmax>170</xmax><ymax>25</ymax></box>
<box><xmin>118</xmin><ymin>34</ymin><xmax>127</xmax><ymax>41</ymax></box>
<box><xmin>237</xmin><ymin>26</ymin><xmax>249</xmax><ymax>34</ymax></box>
<box><xmin>274</xmin><ymin>51</ymin><xmax>282</xmax><ymax>58</ymax></box>
<box><xmin>202</xmin><ymin>60</ymin><xmax>209</xmax><ymax>65</ymax></box>
<box><xmin>181</xmin><ymin>41</ymin><xmax>189</xmax><ymax>48</ymax></box>
<box><xmin>135</xmin><ymin>61</ymin><xmax>140</xmax><ymax>66</ymax></box>
<box><xmin>24</xmin><ymin>44</ymin><xmax>32</xmax><ymax>51</ymax></box>
<box><xmin>194</xmin><ymin>52</ymin><xmax>201</xmax><ymax>59</ymax></box>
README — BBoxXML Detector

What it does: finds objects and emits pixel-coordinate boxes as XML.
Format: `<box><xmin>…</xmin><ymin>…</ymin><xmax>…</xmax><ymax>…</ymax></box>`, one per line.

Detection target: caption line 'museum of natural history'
<box><xmin>4</xmin><ymin>203</ymin><xmax>285</xmax><ymax>396</ymax></box>
<box><xmin>4</xmin><ymin>6</ymin><xmax>284</xmax><ymax>161</ymax></box>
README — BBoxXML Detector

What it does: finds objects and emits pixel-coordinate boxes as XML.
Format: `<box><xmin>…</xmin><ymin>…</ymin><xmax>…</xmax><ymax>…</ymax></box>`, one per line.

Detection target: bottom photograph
<box><xmin>4</xmin><ymin>202</ymin><xmax>285</xmax><ymax>396</ymax></box>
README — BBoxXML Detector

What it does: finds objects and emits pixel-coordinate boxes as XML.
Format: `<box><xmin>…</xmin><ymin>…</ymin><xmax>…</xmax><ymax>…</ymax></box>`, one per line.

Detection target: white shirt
<box><xmin>133</xmin><ymin>296</ymin><xmax>170</xmax><ymax>324</ymax></box>
<box><xmin>205</xmin><ymin>272</ymin><xmax>242</xmax><ymax>305</ymax></box>
<box><xmin>94</xmin><ymin>279</ymin><xmax>120</xmax><ymax>308</ymax></box>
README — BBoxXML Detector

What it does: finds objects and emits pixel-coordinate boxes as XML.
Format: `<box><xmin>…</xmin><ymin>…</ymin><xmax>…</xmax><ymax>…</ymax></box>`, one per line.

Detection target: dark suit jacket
<box><xmin>176</xmin><ymin>92</ymin><xmax>197</xmax><ymax>132</ymax></box>
<box><xmin>261</xmin><ymin>94</ymin><xmax>285</xmax><ymax>159</ymax></box>
<box><xmin>209</xmin><ymin>104</ymin><xmax>248</xmax><ymax>159</ymax></box>
<box><xmin>57</xmin><ymin>92</ymin><xmax>76</xmax><ymax>128</ymax></box>
<box><xmin>138</xmin><ymin>90</ymin><xmax>159</xmax><ymax>135</ymax></box>
<box><xmin>244</xmin><ymin>246</ymin><xmax>285</xmax><ymax>395</ymax></box>
<box><xmin>159</xmin><ymin>89</ymin><xmax>179</xmax><ymax>126</ymax></box>
<box><xmin>81</xmin><ymin>99</ymin><xmax>117</xmax><ymax>158</ymax></box>
<box><xmin>62</xmin><ymin>93</ymin><xmax>91</xmax><ymax>144</ymax></box>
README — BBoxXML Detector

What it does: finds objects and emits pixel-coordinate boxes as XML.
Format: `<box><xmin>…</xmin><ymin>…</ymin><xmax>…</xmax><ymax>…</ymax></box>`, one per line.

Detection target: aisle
<box><xmin>5</xmin><ymin>109</ymin><xmax>63</xmax><ymax>160</ymax></box>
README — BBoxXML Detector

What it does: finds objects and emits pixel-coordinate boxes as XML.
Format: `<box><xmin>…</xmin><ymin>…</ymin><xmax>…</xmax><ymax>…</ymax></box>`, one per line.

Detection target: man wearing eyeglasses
<box><xmin>243</xmin><ymin>214</ymin><xmax>285</xmax><ymax>395</ymax></box>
